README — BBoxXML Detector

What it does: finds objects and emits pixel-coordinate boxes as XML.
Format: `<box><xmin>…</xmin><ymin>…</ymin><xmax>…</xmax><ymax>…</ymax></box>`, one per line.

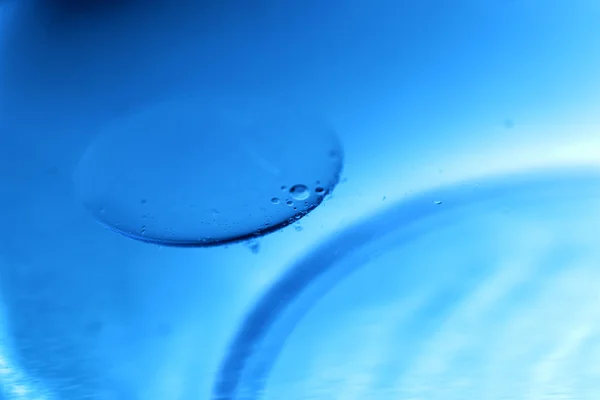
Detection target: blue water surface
<box><xmin>1</xmin><ymin>1</ymin><xmax>600</xmax><ymax>399</ymax></box>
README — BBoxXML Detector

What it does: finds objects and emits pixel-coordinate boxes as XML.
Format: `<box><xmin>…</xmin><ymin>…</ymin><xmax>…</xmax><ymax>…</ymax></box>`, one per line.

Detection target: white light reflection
<box><xmin>0</xmin><ymin>279</ymin><xmax>49</xmax><ymax>400</ymax></box>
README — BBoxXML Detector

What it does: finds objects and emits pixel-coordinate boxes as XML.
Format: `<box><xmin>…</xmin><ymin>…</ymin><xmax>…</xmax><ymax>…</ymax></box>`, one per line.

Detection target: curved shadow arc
<box><xmin>212</xmin><ymin>165</ymin><xmax>600</xmax><ymax>400</ymax></box>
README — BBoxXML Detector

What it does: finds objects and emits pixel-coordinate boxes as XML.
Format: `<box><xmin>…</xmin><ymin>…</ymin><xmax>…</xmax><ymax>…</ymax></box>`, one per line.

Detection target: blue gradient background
<box><xmin>0</xmin><ymin>0</ymin><xmax>599</xmax><ymax>399</ymax></box>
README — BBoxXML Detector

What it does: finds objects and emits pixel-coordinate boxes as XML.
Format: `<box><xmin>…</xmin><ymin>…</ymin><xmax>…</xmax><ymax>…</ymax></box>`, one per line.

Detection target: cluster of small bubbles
<box><xmin>289</xmin><ymin>184</ymin><xmax>310</xmax><ymax>201</ymax></box>
<box><xmin>286</xmin><ymin>213</ymin><xmax>306</xmax><ymax>225</ymax></box>
<box><xmin>271</xmin><ymin>197</ymin><xmax>280</xmax><ymax>204</ymax></box>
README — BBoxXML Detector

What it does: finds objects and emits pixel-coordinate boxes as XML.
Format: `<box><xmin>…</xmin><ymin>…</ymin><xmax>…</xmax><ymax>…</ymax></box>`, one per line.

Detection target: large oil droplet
<box><xmin>73</xmin><ymin>97</ymin><xmax>343</xmax><ymax>246</ymax></box>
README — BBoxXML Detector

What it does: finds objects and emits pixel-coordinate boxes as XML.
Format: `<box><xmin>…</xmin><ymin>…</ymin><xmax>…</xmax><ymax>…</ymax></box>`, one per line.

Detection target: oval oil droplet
<box><xmin>73</xmin><ymin>97</ymin><xmax>344</xmax><ymax>247</ymax></box>
<box><xmin>271</xmin><ymin>197</ymin><xmax>280</xmax><ymax>204</ymax></box>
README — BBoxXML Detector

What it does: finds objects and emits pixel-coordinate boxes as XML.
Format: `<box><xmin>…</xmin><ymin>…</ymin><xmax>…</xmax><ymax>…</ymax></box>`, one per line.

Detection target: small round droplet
<box><xmin>271</xmin><ymin>197</ymin><xmax>280</xmax><ymax>204</ymax></box>
<box><xmin>286</xmin><ymin>200</ymin><xmax>293</xmax><ymax>206</ymax></box>
<box><xmin>140</xmin><ymin>199</ymin><xmax>148</xmax><ymax>205</ymax></box>
<box><xmin>315</xmin><ymin>187</ymin><xmax>324</xmax><ymax>194</ymax></box>
<box><xmin>289</xmin><ymin>185</ymin><xmax>310</xmax><ymax>201</ymax></box>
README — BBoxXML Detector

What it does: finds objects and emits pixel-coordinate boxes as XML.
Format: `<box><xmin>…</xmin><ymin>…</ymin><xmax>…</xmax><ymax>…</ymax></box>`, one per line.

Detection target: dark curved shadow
<box><xmin>212</xmin><ymin>165</ymin><xmax>600</xmax><ymax>399</ymax></box>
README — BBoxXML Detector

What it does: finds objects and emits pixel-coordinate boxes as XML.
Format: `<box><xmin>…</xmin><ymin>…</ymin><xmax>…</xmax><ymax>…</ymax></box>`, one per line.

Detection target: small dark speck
<box><xmin>84</xmin><ymin>320</ymin><xmax>104</xmax><ymax>336</ymax></box>
<box><xmin>156</xmin><ymin>322</ymin><xmax>172</xmax><ymax>338</ymax></box>
<box><xmin>246</xmin><ymin>240</ymin><xmax>260</xmax><ymax>254</ymax></box>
